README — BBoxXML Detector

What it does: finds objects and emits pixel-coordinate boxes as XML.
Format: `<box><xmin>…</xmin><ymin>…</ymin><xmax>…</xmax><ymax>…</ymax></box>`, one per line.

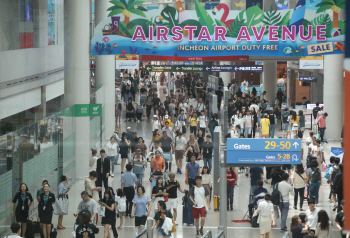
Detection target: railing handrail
<box><xmin>133</xmin><ymin>227</ymin><xmax>147</xmax><ymax>238</ymax></box>
<box><xmin>201</xmin><ymin>230</ymin><xmax>212</xmax><ymax>238</ymax></box>
<box><xmin>214</xmin><ymin>229</ymin><xmax>224</xmax><ymax>238</ymax></box>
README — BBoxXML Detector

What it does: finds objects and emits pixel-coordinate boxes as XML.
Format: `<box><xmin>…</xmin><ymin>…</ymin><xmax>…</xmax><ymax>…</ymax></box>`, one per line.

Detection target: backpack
<box><xmin>312</xmin><ymin>107</ymin><xmax>320</xmax><ymax>118</ymax></box>
<box><xmin>76</xmin><ymin>209</ymin><xmax>92</xmax><ymax>225</ymax></box>
<box><xmin>117</xmin><ymin>197</ymin><xmax>126</xmax><ymax>212</ymax></box>
<box><xmin>310</xmin><ymin>168</ymin><xmax>321</xmax><ymax>183</ymax></box>
<box><xmin>331</xmin><ymin>167</ymin><xmax>340</xmax><ymax>185</ymax></box>
<box><xmin>282</xmin><ymin>112</ymin><xmax>289</xmax><ymax>123</ymax></box>
<box><xmin>127</xmin><ymin>102</ymin><xmax>133</xmax><ymax>111</ymax></box>
<box><xmin>324</xmin><ymin>164</ymin><xmax>334</xmax><ymax>180</ymax></box>
<box><xmin>163</xmin><ymin>87</ymin><xmax>167</xmax><ymax>94</ymax></box>
<box><xmin>271</xmin><ymin>182</ymin><xmax>282</xmax><ymax>206</ymax></box>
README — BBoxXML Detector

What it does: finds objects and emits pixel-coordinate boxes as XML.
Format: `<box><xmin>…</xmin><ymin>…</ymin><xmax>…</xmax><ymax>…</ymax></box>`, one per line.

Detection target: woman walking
<box><xmin>290</xmin><ymin>111</ymin><xmax>300</xmax><ymax>137</ymax></box>
<box><xmin>90</xmin><ymin>149</ymin><xmax>98</xmax><ymax>172</ymax></box>
<box><xmin>151</xmin><ymin>201</ymin><xmax>173</xmax><ymax>238</ymax></box>
<box><xmin>99</xmin><ymin>190</ymin><xmax>118</xmax><ymax>238</ymax></box>
<box><xmin>152</xmin><ymin>177</ymin><xmax>168</xmax><ymax>214</ymax></box>
<box><xmin>115</xmin><ymin>189</ymin><xmax>126</xmax><ymax>229</ymax></box>
<box><xmin>11</xmin><ymin>183</ymin><xmax>33</xmax><ymax>237</ymax></box>
<box><xmin>189</xmin><ymin>113</ymin><xmax>198</xmax><ymax>136</ymax></box>
<box><xmin>260</xmin><ymin>114</ymin><xmax>270</xmax><ymax>138</ymax></box>
<box><xmin>38</xmin><ymin>183</ymin><xmax>55</xmax><ymax>238</ymax></box>
<box><xmin>251</xmin><ymin>107</ymin><xmax>258</xmax><ymax>138</ymax></box>
<box><xmin>201</xmin><ymin>166</ymin><xmax>212</xmax><ymax>202</ymax></box>
<box><xmin>106</xmin><ymin>137</ymin><xmax>118</xmax><ymax>177</ymax></box>
<box><xmin>291</xmin><ymin>164</ymin><xmax>307</xmax><ymax>211</ymax></box>
<box><xmin>57</xmin><ymin>175</ymin><xmax>69</xmax><ymax>229</ymax></box>
<box><xmin>131</xmin><ymin>186</ymin><xmax>152</xmax><ymax>230</ymax></box>
<box><xmin>226</xmin><ymin>167</ymin><xmax>237</xmax><ymax>210</ymax></box>
<box><xmin>149</xmin><ymin>129</ymin><xmax>161</xmax><ymax>149</ymax></box>
<box><xmin>119</xmin><ymin>132</ymin><xmax>130</xmax><ymax>174</ymax></box>
<box><xmin>257</xmin><ymin>194</ymin><xmax>275</xmax><ymax>238</ymax></box>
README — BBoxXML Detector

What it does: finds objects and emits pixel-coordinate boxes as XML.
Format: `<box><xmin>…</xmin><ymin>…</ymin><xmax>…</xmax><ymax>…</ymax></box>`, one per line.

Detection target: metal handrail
<box><xmin>201</xmin><ymin>230</ymin><xmax>212</xmax><ymax>238</ymax></box>
<box><xmin>133</xmin><ymin>227</ymin><xmax>148</xmax><ymax>238</ymax></box>
<box><xmin>215</xmin><ymin>229</ymin><xmax>225</xmax><ymax>238</ymax></box>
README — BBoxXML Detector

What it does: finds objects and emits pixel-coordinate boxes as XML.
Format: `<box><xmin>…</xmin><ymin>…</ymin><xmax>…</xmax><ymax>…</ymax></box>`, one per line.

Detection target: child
<box><xmin>115</xmin><ymin>189</ymin><xmax>126</xmax><ymax>229</ymax></box>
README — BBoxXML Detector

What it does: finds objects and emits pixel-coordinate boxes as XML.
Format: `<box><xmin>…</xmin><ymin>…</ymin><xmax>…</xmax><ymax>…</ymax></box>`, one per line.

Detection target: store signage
<box><xmin>299</xmin><ymin>56</ymin><xmax>323</xmax><ymax>69</ymax></box>
<box><xmin>74</xmin><ymin>104</ymin><xmax>102</xmax><ymax>117</ymax></box>
<box><xmin>227</xmin><ymin>138</ymin><xmax>302</xmax><ymax>165</ymax></box>
<box><xmin>298</xmin><ymin>76</ymin><xmax>316</xmax><ymax>82</ymax></box>
<box><xmin>142</xmin><ymin>55</ymin><xmax>249</xmax><ymax>61</ymax></box>
<box><xmin>330</xmin><ymin>147</ymin><xmax>344</xmax><ymax>163</ymax></box>
<box><xmin>146</xmin><ymin>65</ymin><xmax>263</xmax><ymax>72</ymax></box>
<box><xmin>91</xmin><ymin>0</ymin><xmax>345</xmax><ymax>57</ymax></box>
<box><xmin>159</xmin><ymin>61</ymin><xmax>204</xmax><ymax>65</ymax></box>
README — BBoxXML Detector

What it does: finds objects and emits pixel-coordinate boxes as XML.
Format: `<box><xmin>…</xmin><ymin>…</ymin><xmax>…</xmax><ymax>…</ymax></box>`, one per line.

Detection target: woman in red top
<box><xmin>227</xmin><ymin>167</ymin><xmax>237</xmax><ymax>210</ymax></box>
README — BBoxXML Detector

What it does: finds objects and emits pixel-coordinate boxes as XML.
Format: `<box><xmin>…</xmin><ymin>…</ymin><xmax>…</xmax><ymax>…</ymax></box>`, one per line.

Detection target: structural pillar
<box><xmin>35</xmin><ymin>86</ymin><xmax>47</xmax><ymax>121</ymax></box>
<box><xmin>64</xmin><ymin>0</ymin><xmax>90</xmax><ymax>179</ymax></box>
<box><xmin>323</xmin><ymin>54</ymin><xmax>344</xmax><ymax>141</ymax></box>
<box><xmin>219</xmin><ymin>61</ymin><xmax>231</xmax><ymax>87</ymax></box>
<box><xmin>262</xmin><ymin>61</ymin><xmax>277</xmax><ymax>104</ymax></box>
<box><xmin>95</xmin><ymin>0</ymin><xmax>116</xmax><ymax>138</ymax></box>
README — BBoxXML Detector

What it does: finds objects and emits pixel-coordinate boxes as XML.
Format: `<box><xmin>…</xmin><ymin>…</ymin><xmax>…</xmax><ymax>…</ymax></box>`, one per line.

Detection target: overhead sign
<box><xmin>227</xmin><ymin>138</ymin><xmax>302</xmax><ymax>165</ymax></box>
<box><xmin>205</xmin><ymin>65</ymin><xmax>263</xmax><ymax>72</ymax></box>
<box><xmin>299</xmin><ymin>76</ymin><xmax>316</xmax><ymax>82</ymax></box>
<box><xmin>75</xmin><ymin>104</ymin><xmax>102</xmax><ymax>117</ymax></box>
<box><xmin>142</xmin><ymin>55</ymin><xmax>249</xmax><ymax>61</ymax></box>
<box><xmin>330</xmin><ymin>147</ymin><xmax>344</xmax><ymax>163</ymax></box>
<box><xmin>299</xmin><ymin>56</ymin><xmax>324</xmax><ymax>69</ymax></box>
<box><xmin>91</xmin><ymin>0</ymin><xmax>345</xmax><ymax>57</ymax></box>
<box><xmin>116</xmin><ymin>60</ymin><xmax>139</xmax><ymax>69</ymax></box>
<box><xmin>159</xmin><ymin>61</ymin><xmax>204</xmax><ymax>65</ymax></box>
<box><xmin>146</xmin><ymin>65</ymin><xmax>263</xmax><ymax>72</ymax></box>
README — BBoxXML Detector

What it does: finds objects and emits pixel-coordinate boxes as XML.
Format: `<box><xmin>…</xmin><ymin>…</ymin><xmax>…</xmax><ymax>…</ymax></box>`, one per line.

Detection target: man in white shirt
<box><xmin>161</xmin><ymin>121</ymin><xmax>174</xmax><ymax>139</ymax></box>
<box><xmin>230</xmin><ymin>125</ymin><xmax>240</xmax><ymax>138</ymax></box>
<box><xmin>189</xmin><ymin>176</ymin><xmax>210</xmax><ymax>237</ymax></box>
<box><xmin>278</xmin><ymin>173</ymin><xmax>294</xmax><ymax>232</ymax></box>
<box><xmin>198</xmin><ymin>110</ymin><xmax>208</xmax><ymax>136</ymax></box>
<box><xmin>179</xmin><ymin>98</ymin><xmax>189</xmax><ymax>114</ymax></box>
<box><xmin>306</xmin><ymin>199</ymin><xmax>320</xmax><ymax>229</ymax></box>
<box><xmin>174</xmin><ymin>131</ymin><xmax>187</xmax><ymax>174</ymax></box>
<box><xmin>312</xmin><ymin>139</ymin><xmax>324</xmax><ymax>170</ymax></box>
<box><xmin>7</xmin><ymin>223</ymin><xmax>22</xmax><ymax>238</ymax></box>
<box><xmin>196</xmin><ymin>98</ymin><xmax>205</xmax><ymax>117</ymax></box>
<box><xmin>187</xmin><ymin>94</ymin><xmax>198</xmax><ymax>109</ymax></box>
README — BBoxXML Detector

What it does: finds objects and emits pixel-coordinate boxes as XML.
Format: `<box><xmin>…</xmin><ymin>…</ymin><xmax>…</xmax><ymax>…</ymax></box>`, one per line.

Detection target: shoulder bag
<box><xmin>195</xmin><ymin>186</ymin><xmax>209</xmax><ymax>212</ymax></box>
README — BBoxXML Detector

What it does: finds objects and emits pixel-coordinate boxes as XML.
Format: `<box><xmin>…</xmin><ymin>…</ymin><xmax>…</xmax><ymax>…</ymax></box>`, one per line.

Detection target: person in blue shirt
<box><xmin>248</xmin><ymin>180</ymin><xmax>268</xmax><ymax>219</ymax></box>
<box><xmin>249</xmin><ymin>167</ymin><xmax>264</xmax><ymax>203</ymax></box>
<box><xmin>185</xmin><ymin>155</ymin><xmax>200</xmax><ymax>190</ymax></box>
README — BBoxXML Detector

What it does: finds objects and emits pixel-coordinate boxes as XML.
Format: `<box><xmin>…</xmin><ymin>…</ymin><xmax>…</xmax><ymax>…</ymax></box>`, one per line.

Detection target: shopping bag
<box><xmin>197</xmin><ymin>159</ymin><xmax>204</xmax><ymax>169</ymax></box>
<box><xmin>53</xmin><ymin>196</ymin><xmax>69</xmax><ymax>215</ymax></box>
<box><xmin>322</xmin><ymin>162</ymin><xmax>327</xmax><ymax>172</ymax></box>
<box><xmin>99</xmin><ymin>206</ymin><xmax>105</xmax><ymax>217</ymax></box>
<box><xmin>273</xmin><ymin>205</ymin><xmax>280</xmax><ymax>219</ymax></box>
<box><xmin>108</xmin><ymin>176</ymin><xmax>113</xmax><ymax>187</ymax></box>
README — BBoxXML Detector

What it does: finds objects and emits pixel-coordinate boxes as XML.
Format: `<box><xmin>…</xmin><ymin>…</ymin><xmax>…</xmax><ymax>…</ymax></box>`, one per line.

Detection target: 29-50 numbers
<box><xmin>265</xmin><ymin>141</ymin><xmax>291</xmax><ymax>149</ymax></box>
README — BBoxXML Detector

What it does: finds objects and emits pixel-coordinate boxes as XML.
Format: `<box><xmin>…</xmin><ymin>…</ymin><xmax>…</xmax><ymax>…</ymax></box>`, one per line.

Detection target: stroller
<box><xmin>140</xmin><ymin>93</ymin><xmax>147</xmax><ymax>106</ymax></box>
<box><xmin>136</xmin><ymin>104</ymin><xmax>144</xmax><ymax>121</ymax></box>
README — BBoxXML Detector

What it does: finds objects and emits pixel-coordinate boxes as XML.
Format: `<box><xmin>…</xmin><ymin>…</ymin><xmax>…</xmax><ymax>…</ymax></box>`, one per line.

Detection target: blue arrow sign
<box><xmin>204</xmin><ymin>65</ymin><xmax>263</xmax><ymax>73</ymax></box>
<box><xmin>299</xmin><ymin>76</ymin><xmax>316</xmax><ymax>82</ymax></box>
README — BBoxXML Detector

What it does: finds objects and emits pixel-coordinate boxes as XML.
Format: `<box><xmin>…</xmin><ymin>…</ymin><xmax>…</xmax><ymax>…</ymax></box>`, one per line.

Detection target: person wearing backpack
<box><xmin>277</xmin><ymin>173</ymin><xmax>294</xmax><ymax>232</ymax></box>
<box><xmin>312</xmin><ymin>102</ymin><xmax>320</xmax><ymax>120</ymax></box>
<box><xmin>330</xmin><ymin>157</ymin><xmax>341</xmax><ymax>210</ymax></box>
<box><xmin>115</xmin><ymin>189</ymin><xmax>126</xmax><ymax>229</ymax></box>
<box><xmin>282</xmin><ymin>107</ymin><xmax>290</xmax><ymax>138</ymax></box>
<box><xmin>131</xmin><ymin>149</ymin><xmax>146</xmax><ymax>187</ymax></box>
<box><xmin>306</xmin><ymin>160</ymin><xmax>321</xmax><ymax>205</ymax></box>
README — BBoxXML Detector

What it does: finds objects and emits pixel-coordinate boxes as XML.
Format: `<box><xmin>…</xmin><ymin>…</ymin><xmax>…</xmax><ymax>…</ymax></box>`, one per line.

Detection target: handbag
<box><xmin>322</xmin><ymin>162</ymin><xmax>327</xmax><ymax>172</ymax></box>
<box><xmin>195</xmin><ymin>187</ymin><xmax>209</xmax><ymax>212</ymax></box>
<box><xmin>53</xmin><ymin>196</ymin><xmax>69</xmax><ymax>215</ymax></box>
<box><xmin>99</xmin><ymin>206</ymin><xmax>106</xmax><ymax>217</ymax></box>
<box><xmin>168</xmin><ymin>211</ymin><xmax>176</xmax><ymax>233</ymax></box>
<box><xmin>197</xmin><ymin>159</ymin><xmax>204</xmax><ymax>169</ymax></box>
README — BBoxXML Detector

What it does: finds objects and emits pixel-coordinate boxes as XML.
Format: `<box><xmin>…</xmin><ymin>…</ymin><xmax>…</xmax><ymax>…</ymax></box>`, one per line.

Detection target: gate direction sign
<box><xmin>227</xmin><ymin>138</ymin><xmax>302</xmax><ymax>165</ymax></box>
<box><xmin>146</xmin><ymin>65</ymin><xmax>263</xmax><ymax>72</ymax></box>
<box><xmin>299</xmin><ymin>76</ymin><xmax>317</xmax><ymax>82</ymax></box>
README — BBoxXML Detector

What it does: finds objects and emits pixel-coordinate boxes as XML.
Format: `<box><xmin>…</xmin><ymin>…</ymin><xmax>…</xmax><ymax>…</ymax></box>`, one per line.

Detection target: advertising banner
<box><xmin>227</xmin><ymin>138</ymin><xmax>302</xmax><ymax>165</ymax></box>
<box><xmin>299</xmin><ymin>56</ymin><xmax>324</xmax><ymax>69</ymax></box>
<box><xmin>48</xmin><ymin>0</ymin><xmax>55</xmax><ymax>45</ymax></box>
<box><xmin>330</xmin><ymin>147</ymin><xmax>344</xmax><ymax>163</ymax></box>
<box><xmin>91</xmin><ymin>0</ymin><xmax>345</xmax><ymax>57</ymax></box>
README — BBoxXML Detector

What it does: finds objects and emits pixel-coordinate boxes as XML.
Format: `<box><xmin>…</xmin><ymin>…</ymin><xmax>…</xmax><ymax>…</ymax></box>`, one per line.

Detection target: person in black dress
<box><xmin>11</xmin><ymin>183</ymin><xmax>33</xmax><ymax>237</ymax></box>
<box><xmin>99</xmin><ymin>190</ymin><xmax>118</xmax><ymax>238</ymax></box>
<box><xmin>39</xmin><ymin>183</ymin><xmax>55</xmax><ymax>238</ymax></box>
<box><xmin>76</xmin><ymin>212</ymin><xmax>99</xmax><ymax>238</ymax></box>
<box><xmin>119</xmin><ymin>133</ymin><xmax>130</xmax><ymax>174</ymax></box>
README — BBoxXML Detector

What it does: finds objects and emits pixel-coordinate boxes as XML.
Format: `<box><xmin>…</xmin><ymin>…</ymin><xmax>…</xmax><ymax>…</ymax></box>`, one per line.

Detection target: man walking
<box><xmin>121</xmin><ymin>163</ymin><xmax>138</xmax><ymax>217</ymax></box>
<box><xmin>174</xmin><ymin>131</ymin><xmax>186</xmax><ymax>174</ymax></box>
<box><xmin>96</xmin><ymin>149</ymin><xmax>110</xmax><ymax>199</ymax></box>
<box><xmin>278</xmin><ymin>173</ymin><xmax>294</xmax><ymax>232</ymax></box>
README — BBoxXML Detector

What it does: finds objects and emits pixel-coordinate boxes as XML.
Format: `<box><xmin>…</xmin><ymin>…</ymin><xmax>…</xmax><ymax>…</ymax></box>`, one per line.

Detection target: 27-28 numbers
<box><xmin>265</xmin><ymin>141</ymin><xmax>291</xmax><ymax>149</ymax></box>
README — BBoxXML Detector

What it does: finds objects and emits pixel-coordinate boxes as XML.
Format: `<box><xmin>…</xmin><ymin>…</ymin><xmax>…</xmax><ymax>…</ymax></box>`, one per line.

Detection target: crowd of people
<box><xmin>7</xmin><ymin>71</ymin><xmax>345</xmax><ymax>238</ymax></box>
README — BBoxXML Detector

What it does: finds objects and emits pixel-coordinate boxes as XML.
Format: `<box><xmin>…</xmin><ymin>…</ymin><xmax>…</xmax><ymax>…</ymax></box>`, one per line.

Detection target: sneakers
<box><xmin>179</xmin><ymin>169</ymin><xmax>182</xmax><ymax>174</ymax></box>
<box><xmin>196</xmin><ymin>230</ymin><xmax>200</xmax><ymax>237</ymax></box>
<box><xmin>177</xmin><ymin>168</ymin><xmax>180</xmax><ymax>174</ymax></box>
<box><xmin>111</xmin><ymin>173</ymin><xmax>114</xmax><ymax>177</ymax></box>
<box><xmin>200</xmin><ymin>227</ymin><xmax>204</xmax><ymax>236</ymax></box>
<box><xmin>328</xmin><ymin>199</ymin><xmax>333</xmax><ymax>203</ymax></box>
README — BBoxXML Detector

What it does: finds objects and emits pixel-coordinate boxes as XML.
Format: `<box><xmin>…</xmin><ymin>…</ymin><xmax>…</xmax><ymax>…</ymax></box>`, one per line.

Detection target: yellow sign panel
<box><xmin>300</xmin><ymin>56</ymin><xmax>324</xmax><ymax>60</ymax></box>
<box><xmin>307</xmin><ymin>43</ymin><xmax>333</xmax><ymax>55</ymax></box>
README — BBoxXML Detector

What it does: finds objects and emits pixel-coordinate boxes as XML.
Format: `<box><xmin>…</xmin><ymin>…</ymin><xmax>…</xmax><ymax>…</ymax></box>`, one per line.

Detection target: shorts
<box><xmin>193</xmin><ymin>207</ymin><xmax>206</xmax><ymax>219</ymax></box>
<box><xmin>135</xmin><ymin>215</ymin><xmax>147</xmax><ymax>227</ymax></box>
<box><xmin>118</xmin><ymin>211</ymin><xmax>126</xmax><ymax>217</ymax></box>
<box><xmin>282</xmin><ymin>164</ymin><xmax>292</xmax><ymax>170</ymax></box>
<box><xmin>300</xmin><ymin>127</ymin><xmax>305</xmax><ymax>132</ymax></box>
<box><xmin>158</xmin><ymin>227</ymin><xmax>171</xmax><ymax>237</ymax></box>
<box><xmin>175</xmin><ymin>150</ymin><xmax>184</xmax><ymax>160</ymax></box>
<box><xmin>167</xmin><ymin>198</ymin><xmax>178</xmax><ymax>210</ymax></box>
<box><xmin>287</xmin><ymin>125</ymin><xmax>292</xmax><ymax>132</ymax></box>
<box><xmin>282</xmin><ymin>123</ymin><xmax>289</xmax><ymax>131</ymax></box>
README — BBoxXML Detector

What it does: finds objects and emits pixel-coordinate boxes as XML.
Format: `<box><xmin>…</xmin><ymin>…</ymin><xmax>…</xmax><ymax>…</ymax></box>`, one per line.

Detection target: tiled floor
<box><xmin>48</xmin><ymin>101</ymin><xmax>343</xmax><ymax>238</ymax></box>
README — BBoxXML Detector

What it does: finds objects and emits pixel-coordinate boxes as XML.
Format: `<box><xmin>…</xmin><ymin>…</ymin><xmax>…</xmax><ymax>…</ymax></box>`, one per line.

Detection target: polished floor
<box><xmin>48</xmin><ymin>104</ymin><xmax>343</xmax><ymax>238</ymax></box>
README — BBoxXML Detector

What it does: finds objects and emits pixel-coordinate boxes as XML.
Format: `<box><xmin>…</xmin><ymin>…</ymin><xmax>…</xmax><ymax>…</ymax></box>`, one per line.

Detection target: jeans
<box><xmin>136</xmin><ymin>174</ymin><xmax>143</xmax><ymax>187</ymax></box>
<box><xmin>203</xmin><ymin>157</ymin><xmax>212</xmax><ymax>172</ymax></box>
<box><xmin>190</xmin><ymin>126</ymin><xmax>197</xmax><ymax>137</ymax></box>
<box><xmin>249</xmin><ymin>185</ymin><xmax>257</xmax><ymax>204</ymax></box>
<box><xmin>269</xmin><ymin>124</ymin><xmax>275</xmax><ymax>138</ymax></box>
<box><xmin>294</xmin><ymin>187</ymin><xmax>305</xmax><ymax>208</ymax></box>
<box><xmin>309</xmin><ymin>183</ymin><xmax>321</xmax><ymax>204</ymax></box>
<box><xmin>108</xmin><ymin>156</ymin><xmax>116</xmax><ymax>173</ymax></box>
<box><xmin>279</xmin><ymin>202</ymin><xmax>290</xmax><ymax>230</ymax></box>
<box><xmin>227</xmin><ymin>184</ymin><xmax>234</xmax><ymax>207</ymax></box>
<box><xmin>319</xmin><ymin>127</ymin><xmax>325</xmax><ymax>142</ymax></box>
<box><xmin>244</xmin><ymin>127</ymin><xmax>252</xmax><ymax>138</ymax></box>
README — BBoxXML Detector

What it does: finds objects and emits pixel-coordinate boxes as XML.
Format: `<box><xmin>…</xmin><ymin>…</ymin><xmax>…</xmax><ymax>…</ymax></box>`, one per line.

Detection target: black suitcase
<box><xmin>182</xmin><ymin>206</ymin><xmax>194</xmax><ymax>225</ymax></box>
<box><xmin>251</xmin><ymin>214</ymin><xmax>259</xmax><ymax>228</ymax></box>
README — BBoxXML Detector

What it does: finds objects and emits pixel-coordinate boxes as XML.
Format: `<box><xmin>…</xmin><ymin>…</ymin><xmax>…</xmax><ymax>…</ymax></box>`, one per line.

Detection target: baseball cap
<box><xmin>153</xmin><ymin>115</ymin><xmax>157</xmax><ymax>118</ymax></box>
<box><xmin>165</xmin><ymin>115</ymin><xmax>169</xmax><ymax>119</ymax></box>
<box><xmin>179</xmin><ymin>115</ymin><xmax>184</xmax><ymax>120</ymax></box>
<box><xmin>136</xmin><ymin>149</ymin><xmax>141</xmax><ymax>153</ymax></box>
<box><xmin>127</xmin><ymin>127</ymin><xmax>131</xmax><ymax>129</ymax></box>
<box><xmin>285</xmin><ymin>107</ymin><xmax>288</xmax><ymax>110</ymax></box>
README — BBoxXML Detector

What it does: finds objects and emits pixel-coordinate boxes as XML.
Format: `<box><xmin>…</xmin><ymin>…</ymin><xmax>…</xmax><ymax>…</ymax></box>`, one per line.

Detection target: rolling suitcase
<box><xmin>182</xmin><ymin>206</ymin><xmax>194</xmax><ymax>225</ymax></box>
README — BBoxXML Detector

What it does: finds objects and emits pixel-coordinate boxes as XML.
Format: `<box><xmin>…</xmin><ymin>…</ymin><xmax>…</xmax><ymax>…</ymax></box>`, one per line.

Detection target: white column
<box><xmin>323</xmin><ymin>54</ymin><xmax>344</xmax><ymax>140</ymax></box>
<box><xmin>262</xmin><ymin>61</ymin><xmax>277</xmax><ymax>104</ymax></box>
<box><xmin>219</xmin><ymin>61</ymin><xmax>231</xmax><ymax>87</ymax></box>
<box><xmin>64</xmin><ymin>0</ymin><xmax>90</xmax><ymax>179</ymax></box>
<box><xmin>95</xmin><ymin>0</ymin><xmax>116</xmax><ymax>139</ymax></box>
